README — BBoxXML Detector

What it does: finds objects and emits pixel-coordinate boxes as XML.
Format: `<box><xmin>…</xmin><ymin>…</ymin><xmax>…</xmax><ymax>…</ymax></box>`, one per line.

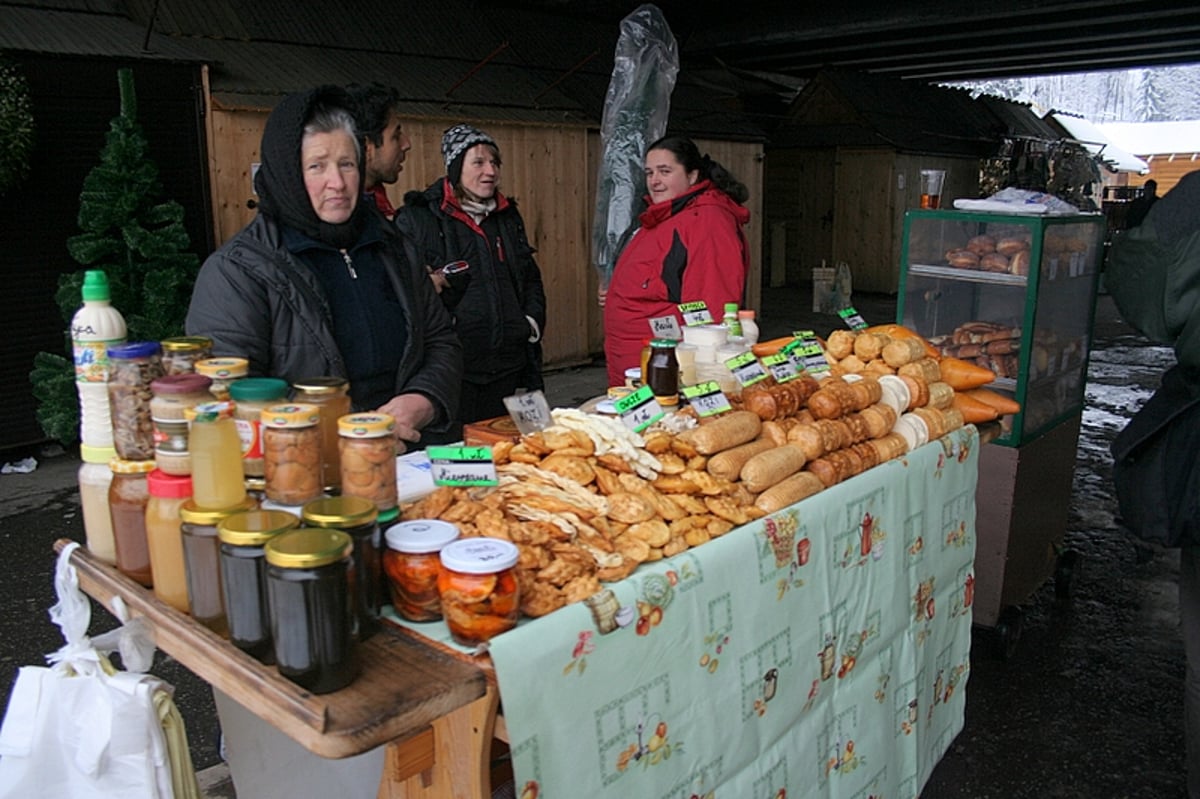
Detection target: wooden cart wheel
<box><xmin>993</xmin><ymin>606</ymin><xmax>1025</xmax><ymax>661</ymax></box>
<box><xmin>1054</xmin><ymin>549</ymin><xmax>1080</xmax><ymax>600</ymax></box>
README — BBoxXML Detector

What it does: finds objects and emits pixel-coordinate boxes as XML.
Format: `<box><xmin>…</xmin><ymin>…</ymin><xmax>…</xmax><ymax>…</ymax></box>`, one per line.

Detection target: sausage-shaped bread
<box><xmin>754</xmin><ymin>470</ymin><xmax>825</xmax><ymax>513</ymax></box>
<box><xmin>740</xmin><ymin>443</ymin><xmax>808</xmax><ymax>493</ymax></box>
<box><xmin>706</xmin><ymin>438</ymin><xmax>776</xmax><ymax>481</ymax></box>
<box><xmin>675</xmin><ymin>410</ymin><xmax>762</xmax><ymax>455</ymax></box>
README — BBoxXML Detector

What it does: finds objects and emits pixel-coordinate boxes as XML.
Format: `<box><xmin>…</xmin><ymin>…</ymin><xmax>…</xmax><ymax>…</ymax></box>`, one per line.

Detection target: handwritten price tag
<box><xmin>648</xmin><ymin>314</ymin><xmax>682</xmax><ymax>340</ymax></box>
<box><xmin>678</xmin><ymin>301</ymin><xmax>713</xmax><ymax>327</ymax></box>
<box><xmin>724</xmin><ymin>351</ymin><xmax>768</xmax><ymax>387</ymax></box>
<box><xmin>762</xmin><ymin>352</ymin><xmax>802</xmax><ymax>382</ymax></box>
<box><xmin>614</xmin><ymin>385</ymin><xmax>664</xmax><ymax>433</ymax></box>
<box><xmin>838</xmin><ymin>306</ymin><xmax>868</xmax><ymax>331</ymax></box>
<box><xmin>502</xmin><ymin>390</ymin><xmax>551</xmax><ymax>436</ymax></box>
<box><xmin>681</xmin><ymin>381</ymin><xmax>732</xmax><ymax>417</ymax></box>
<box><xmin>427</xmin><ymin>446</ymin><xmax>498</xmax><ymax>487</ymax></box>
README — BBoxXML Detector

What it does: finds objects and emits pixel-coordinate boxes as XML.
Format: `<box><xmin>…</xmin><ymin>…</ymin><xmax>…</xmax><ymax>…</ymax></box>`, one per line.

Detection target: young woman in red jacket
<box><xmin>600</xmin><ymin>135</ymin><xmax>751</xmax><ymax>387</ymax></box>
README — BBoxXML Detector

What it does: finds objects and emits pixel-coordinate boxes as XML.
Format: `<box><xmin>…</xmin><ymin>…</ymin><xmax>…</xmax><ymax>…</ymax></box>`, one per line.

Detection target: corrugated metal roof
<box><xmin>0</xmin><ymin>4</ymin><xmax>207</xmax><ymax>61</ymax></box>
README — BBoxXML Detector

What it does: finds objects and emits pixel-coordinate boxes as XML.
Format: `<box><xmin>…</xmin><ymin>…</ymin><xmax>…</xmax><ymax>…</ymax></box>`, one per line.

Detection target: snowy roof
<box><xmin>1097</xmin><ymin>120</ymin><xmax>1200</xmax><ymax>156</ymax></box>
<box><xmin>1047</xmin><ymin>112</ymin><xmax>1150</xmax><ymax>174</ymax></box>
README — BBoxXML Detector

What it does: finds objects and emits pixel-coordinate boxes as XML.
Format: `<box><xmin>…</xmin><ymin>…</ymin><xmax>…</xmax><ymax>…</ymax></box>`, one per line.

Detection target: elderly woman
<box><xmin>393</xmin><ymin>124</ymin><xmax>546</xmax><ymax>424</ymax></box>
<box><xmin>186</xmin><ymin>85</ymin><xmax>461</xmax><ymax>449</ymax></box>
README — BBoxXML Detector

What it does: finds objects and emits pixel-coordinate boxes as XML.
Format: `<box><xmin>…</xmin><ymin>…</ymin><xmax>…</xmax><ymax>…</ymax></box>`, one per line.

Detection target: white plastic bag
<box><xmin>0</xmin><ymin>543</ymin><xmax>175</xmax><ymax>799</ymax></box>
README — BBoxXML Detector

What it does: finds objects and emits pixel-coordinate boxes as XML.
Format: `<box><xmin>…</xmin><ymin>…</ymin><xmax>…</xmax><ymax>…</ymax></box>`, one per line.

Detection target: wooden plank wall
<box><xmin>764</xmin><ymin>148</ymin><xmax>836</xmax><ymax>287</ymax></box>
<box><xmin>832</xmin><ymin>148</ymin><xmax>896</xmax><ymax>293</ymax></box>
<box><xmin>1138</xmin><ymin>154</ymin><xmax>1200</xmax><ymax>195</ymax></box>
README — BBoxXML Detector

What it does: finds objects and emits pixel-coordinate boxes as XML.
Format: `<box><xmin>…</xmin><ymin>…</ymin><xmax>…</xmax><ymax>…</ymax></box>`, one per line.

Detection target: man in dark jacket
<box><xmin>393</xmin><ymin>124</ymin><xmax>546</xmax><ymax>424</ymax></box>
<box><xmin>186</xmin><ymin>86</ymin><xmax>461</xmax><ymax>449</ymax></box>
<box><xmin>347</xmin><ymin>82</ymin><xmax>411</xmax><ymax>220</ymax></box>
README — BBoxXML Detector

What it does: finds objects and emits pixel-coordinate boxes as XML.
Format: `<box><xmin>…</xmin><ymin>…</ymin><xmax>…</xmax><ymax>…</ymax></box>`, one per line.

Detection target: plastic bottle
<box><xmin>186</xmin><ymin>401</ymin><xmax>247</xmax><ymax>510</ymax></box>
<box><xmin>723</xmin><ymin>302</ymin><xmax>743</xmax><ymax>338</ymax></box>
<box><xmin>146</xmin><ymin>470</ymin><xmax>193</xmax><ymax>612</ymax></box>
<box><xmin>71</xmin><ymin>270</ymin><xmax>127</xmax><ymax>449</ymax></box>
<box><xmin>738</xmin><ymin>310</ymin><xmax>760</xmax><ymax>345</ymax></box>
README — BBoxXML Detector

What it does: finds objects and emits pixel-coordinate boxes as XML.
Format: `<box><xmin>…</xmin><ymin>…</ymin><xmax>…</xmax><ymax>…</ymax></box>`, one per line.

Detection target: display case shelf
<box><xmin>908</xmin><ymin>263</ymin><xmax>1028</xmax><ymax>287</ymax></box>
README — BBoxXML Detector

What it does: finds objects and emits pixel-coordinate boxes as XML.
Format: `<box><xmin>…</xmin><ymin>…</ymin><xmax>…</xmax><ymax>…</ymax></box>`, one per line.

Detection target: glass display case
<box><xmin>897</xmin><ymin>209</ymin><xmax>1105</xmax><ymax>446</ymax></box>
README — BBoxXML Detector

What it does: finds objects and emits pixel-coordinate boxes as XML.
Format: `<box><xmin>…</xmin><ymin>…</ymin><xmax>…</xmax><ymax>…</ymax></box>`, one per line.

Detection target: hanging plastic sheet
<box><xmin>591</xmin><ymin>3</ymin><xmax>678</xmax><ymax>289</ymax></box>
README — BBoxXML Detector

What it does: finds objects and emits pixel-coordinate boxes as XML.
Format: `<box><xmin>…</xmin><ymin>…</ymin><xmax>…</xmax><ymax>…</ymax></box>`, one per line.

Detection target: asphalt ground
<box><xmin>0</xmin><ymin>284</ymin><xmax>1188</xmax><ymax>797</ymax></box>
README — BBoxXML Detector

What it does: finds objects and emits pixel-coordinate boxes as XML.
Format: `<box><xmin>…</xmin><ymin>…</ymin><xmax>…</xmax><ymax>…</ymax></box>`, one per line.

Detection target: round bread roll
<box><xmin>946</xmin><ymin>249</ymin><xmax>980</xmax><ymax>269</ymax></box>
<box><xmin>979</xmin><ymin>252</ymin><xmax>1010</xmax><ymax>273</ymax></box>
<box><xmin>826</xmin><ymin>329</ymin><xmax>856</xmax><ymax>360</ymax></box>
<box><xmin>995</xmin><ymin>237</ymin><xmax>1029</xmax><ymax>257</ymax></box>
<box><xmin>853</xmin><ymin>332</ymin><xmax>887</xmax><ymax>361</ymax></box>
<box><xmin>966</xmin><ymin>235</ymin><xmax>996</xmax><ymax>255</ymax></box>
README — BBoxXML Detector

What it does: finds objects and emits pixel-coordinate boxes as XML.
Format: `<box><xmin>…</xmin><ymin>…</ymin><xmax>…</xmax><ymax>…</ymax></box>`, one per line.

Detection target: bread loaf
<box><xmin>706</xmin><ymin>438</ymin><xmax>776</xmax><ymax>481</ymax></box>
<box><xmin>740</xmin><ymin>444</ymin><xmax>808</xmax><ymax>493</ymax></box>
<box><xmin>754</xmin><ymin>471</ymin><xmax>824</xmax><ymax>513</ymax></box>
<box><xmin>676</xmin><ymin>410</ymin><xmax>762</xmax><ymax>455</ymax></box>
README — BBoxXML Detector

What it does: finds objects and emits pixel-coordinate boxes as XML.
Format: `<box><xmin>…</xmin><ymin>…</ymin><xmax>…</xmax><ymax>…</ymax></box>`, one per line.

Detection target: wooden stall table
<box><xmin>52</xmin><ymin>539</ymin><xmax>496</xmax><ymax>798</ymax></box>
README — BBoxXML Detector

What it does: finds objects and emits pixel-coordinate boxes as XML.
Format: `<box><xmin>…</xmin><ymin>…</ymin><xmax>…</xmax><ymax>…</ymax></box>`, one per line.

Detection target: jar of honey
<box><xmin>302</xmin><ymin>496</ymin><xmax>381</xmax><ymax>639</ymax></box>
<box><xmin>646</xmin><ymin>338</ymin><xmax>680</xmax><ymax>406</ymax></box>
<box><xmin>195</xmin><ymin>357</ymin><xmax>249</xmax><ymax>401</ymax></box>
<box><xmin>437</xmin><ymin>537</ymin><xmax>520</xmax><ymax>646</ymax></box>
<box><xmin>160</xmin><ymin>336</ymin><xmax>212</xmax><ymax>375</ymax></box>
<box><xmin>218</xmin><ymin>509</ymin><xmax>299</xmax><ymax>662</ymax></box>
<box><xmin>383</xmin><ymin>520</ymin><xmax>459</xmax><ymax>622</ymax></box>
<box><xmin>180</xmin><ymin>496</ymin><xmax>259</xmax><ymax>635</ymax></box>
<box><xmin>261</xmin><ymin>403</ymin><xmax>323</xmax><ymax>506</ymax></box>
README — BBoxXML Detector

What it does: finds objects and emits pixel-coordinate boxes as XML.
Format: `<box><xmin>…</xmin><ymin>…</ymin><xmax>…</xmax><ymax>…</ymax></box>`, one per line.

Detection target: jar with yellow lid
<box><xmin>186</xmin><ymin>401</ymin><xmax>247</xmax><ymax>510</ymax></box>
<box><xmin>229</xmin><ymin>378</ymin><xmax>290</xmax><ymax>479</ymax></box>
<box><xmin>265</xmin><ymin>528</ymin><xmax>358</xmax><ymax>694</ymax></box>
<box><xmin>195</xmin><ymin>357</ymin><xmax>248</xmax><ymax>401</ymax></box>
<box><xmin>437</xmin><ymin>537</ymin><xmax>520</xmax><ymax>646</ymax></box>
<box><xmin>160</xmin><ymin>336</ymin><xmax>212</xmax><ymax>375</ymax></box>
<box><xmin>218</xmin><ymin>509</ymin><xmax>299</xmax><ymax>662</ymax></box>
<box><xmin>302</xmin><ymin>495</ymin><xmax>380</xmax><ymax>639</ymax></box>
<box><xmin>108</xmin><ymin>457</ymin><xmax>157</xmax><ymax>587</ymax></box>
<box><xmin>262</xmin><ymin>403</ymin><xmax>323</xmax><ymax>506</ymax></box>
<box><xmin>384</xmin><ymin>519</ymin><xmax>459</xmax><ymax>622</ymax></box>
<box><xmin>337</xmin><ymin>412</ymin><xmax>397</xmax><ymax>512</ymax></box>
<box><xmin>180</xmin><ymin>496</ymin><xmax>259</xmax><ymax>634</ymax></box>
<box><xmin>292</xmin><ymin>377</ymin><xmax>351</xmax><ymax>492</ymax></box>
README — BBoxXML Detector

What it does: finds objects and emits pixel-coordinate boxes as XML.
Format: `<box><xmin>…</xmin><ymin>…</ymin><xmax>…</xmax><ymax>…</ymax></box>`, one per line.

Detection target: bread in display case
<box><xmin>897</xmin><ymin>209</ymin><xmax>1105</xmax><ymax>446</ymax></box>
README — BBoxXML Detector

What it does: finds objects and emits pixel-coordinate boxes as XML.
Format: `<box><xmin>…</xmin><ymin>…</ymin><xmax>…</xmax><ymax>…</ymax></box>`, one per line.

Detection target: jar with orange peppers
<box><xmin>437</xmin><ymin>537</ymin><xmax>520</xmax><ymax>646</ymax></box>
<box><xmin>383</xmin><ymin>520</ymin><xmax>459</xmax><ymax>622</ymax></box>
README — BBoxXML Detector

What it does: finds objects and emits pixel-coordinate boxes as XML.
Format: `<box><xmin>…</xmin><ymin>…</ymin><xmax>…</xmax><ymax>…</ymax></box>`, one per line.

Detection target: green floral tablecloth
<box><xmin>488</xmin><ymin>427</ymin><xmax>979</xmax><ymax>799</ymax></box>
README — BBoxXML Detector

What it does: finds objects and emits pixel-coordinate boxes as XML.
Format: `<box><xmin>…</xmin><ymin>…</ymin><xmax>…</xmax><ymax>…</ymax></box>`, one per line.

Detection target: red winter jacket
<box><xmin>603</xmin><ymin>181</ymin><xmax>751</xmax><ymax>386</ymax></box>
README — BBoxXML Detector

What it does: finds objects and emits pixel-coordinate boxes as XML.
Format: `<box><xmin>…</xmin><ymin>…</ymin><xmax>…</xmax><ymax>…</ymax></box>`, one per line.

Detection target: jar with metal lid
<box><xmin>337</xmin><ymin>412</ymin><xmax>397</xmax><ymax>511</ymax></box>
<box><xmin>302</xmin><ymin>495</ymin><xmax>380</xmax><ymax>639</ymax></box>
<box><xmin>229</xmin><ymin>378</ymin><xmax>290</xmax><ymax>479</ymax></box>
<box><xmin>107</xmin><ymin>341</ymin><xmax>163</xmax><ymax>461</ymax></box>
<box><xmin>646</xmin><ymin>338</ymin><xmax>680</xmax><ymax>405</ymax></box>
<box><xmin>218</xmin><ymin>509</ymin><xmax>299</xmax><ymax>662</ymax></box>
<box><xmin>262</xmin><ymin>403</ymin><xmax>323</xmax><ymax>506</ymax></box>
<box><xmin>79</xmin><ymin>443</ymin><xmax>117</xmax><ymax>565</ymax></box>
<box><xmin>195</xmin><ymin>357</ymin><xmax>248</xmax><ymax>401</ymax></box>
<box><xmin>384</xmin><ymin>520</ymin><xmax>459</xmax><ymax>622</ymax></box>
<box><xmin>180</xmin><ymin>496</ymin><xmax>258</xmax><ymax>634</ymax></box>
<box><xmin>151</xmin><ymin>373</ymin><xmax>213</xmax><ymax>476</ymax></box>
<box><xmin>160</xmin><ymin>336</ymin><xmax>212</xmax><ymax>375</ymax></box>
<box><xmin>437</xmin><ymin>537</ymin><xmax>520</xmax><ymax>646</ymax></box>
<box><xmin>108</xmin><ymin>457</ymin><xmax>156</xmax><ymax>587</ymax></box>
<box><xmin>146</xmin><ymin>469</ymin><xmax>193</xmax><ymax>612</ymax></box>
<box><xmin>185</xmin><ymin>401</ymin><xmax>247</xmax><ymax>510</ymax></box>
<box><xmin>292</xmin><ymin>377</ymin><xmax>351</xmax><ymax>492</ymax></box>
<box><xmin>265</xmin><ymin>528</ymin><xmax>358</xmax><ymax>694</ymax></box>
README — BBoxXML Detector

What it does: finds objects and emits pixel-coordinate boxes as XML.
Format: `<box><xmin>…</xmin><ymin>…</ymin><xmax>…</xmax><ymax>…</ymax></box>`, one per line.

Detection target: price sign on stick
<box><xmin>682</xmin><ymin>381</ymin><xmax>732</xmax><ymax>417</ymax></box>
<box><xmin>838</xmin><ymin>307</ymin><xmax>868</xmax><ymax>331</ymax></box>
<box><xmin>725</xmin><ymin>351</ymin><xmax>768</xmax><ymax>387</ymax></box>
<box><xmin>615</xmin><ymin>385</ymin><xmax>664</xmax><ymax>433</ymax></box>
<box><xmin>502</xmin><ymin>390</ymin><xmax>551</xmax><ymax>436</ymax></box>
<box><xmin>762</xmin><ymin>352</ymin><xmax>802</xmax><ymax>383</ymax></box>
<box><xmin>648</xmin><ymin>314</ymin><xmax>682</xmax><ymax>340</ymax></box>
<box><xmin>427</xmin><ymin>446</ymin><xmax>498</xmax><ymax>487</ymax></box>
<box><xmin>678</xmin><ymin>301</ymin><xmax>713</xmax><ymax>327</ymax></box>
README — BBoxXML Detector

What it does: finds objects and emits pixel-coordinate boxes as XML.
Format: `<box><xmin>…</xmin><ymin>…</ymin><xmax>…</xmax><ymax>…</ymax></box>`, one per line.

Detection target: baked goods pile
<box><xmin>928</xmin><ymin>321</ymin><xmax>1021</xmax><ymax>381</ymax></box>
<box><xmin>943</xmin><ymin>233</ymin><xmax>1031</xmax><ymax>276</ymax></box>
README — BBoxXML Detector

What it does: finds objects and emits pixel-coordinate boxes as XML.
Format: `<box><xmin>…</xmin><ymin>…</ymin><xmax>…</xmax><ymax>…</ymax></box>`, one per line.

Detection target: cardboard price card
<box><xmin>427</xmin><ymin>446</ymin><xmax>498</xmax><ymax>487</ymax></box>
<box><xmin>838</xmin><ymin>306</ymin><xmax>868</xmax><ymax>331</ymax></box>
<box><xmin>502</xmin><ymin>390</ymin><xmax>551</xmax><ymax>436</ymax></box>
<box><xmin>724</xmin><ymin>350</ymin><xmax>768</xmax><ymax>387</ymax></box>
<box><xmin>681</xmin><ymin>381</ymin><xmax>733</xmax><ymax>417</ymax></box>
<box><xmin>762</xmin><ymin>352</ymin><xmax>802</xmax><ymax>383</ymax></box>
<box><xmin>678</xmin><ymin>301</ymin><xmax>714</xmax><ymax>327</ymax></box>
<box><xmin>648</xmin><ymin>314</ymin><xmax>683</xmax><ymax>340</ymax></box>
<box><xmin>614</xmin><ymin>384</ymin><xmax>664</xmax><ymax>433</ymax></box>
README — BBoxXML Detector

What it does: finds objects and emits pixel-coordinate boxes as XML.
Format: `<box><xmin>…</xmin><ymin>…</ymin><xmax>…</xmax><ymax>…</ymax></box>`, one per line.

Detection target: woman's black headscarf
<box><xmin>253</xmin><ymin>85</ymin><xmax>367</xmax><ymax>249</ymax></box>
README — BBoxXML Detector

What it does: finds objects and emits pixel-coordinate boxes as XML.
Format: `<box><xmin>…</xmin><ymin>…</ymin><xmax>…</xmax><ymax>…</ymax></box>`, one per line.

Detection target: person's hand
<box><xmin>427</xmin><ymin>265</ymin><xmax>448</xmax><ymax>294</ymax></box>
<box><xmin>597</xmin><ymin>286</ymin><xmax>608</xmax><ymax>308</ymax></box>
<box><xmin>376</xmin><ymin>393</ymin><xmax>436</xmax><ymax>454</ymax></box>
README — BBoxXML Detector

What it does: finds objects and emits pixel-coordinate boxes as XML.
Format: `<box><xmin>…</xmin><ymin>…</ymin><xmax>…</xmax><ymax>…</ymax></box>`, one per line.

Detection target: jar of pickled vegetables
<box><xmin>108</xmin><ymin>457</ymin><xmax>157</xmax><ymax>587</ymax></box>
<box><xmin>185</xmin><ymin>401</ymin><xmax>247</xmax><ymax>510</ymax></box>
<box><xmin>337</xmin><ymin>412</ymin><xmax>397</xmax><ymax>511</ymax></box>
<box><xmin>262</xmin><ymin>403</ymin><xmax>323</xmax><ymax>506</ymax></box>
<box><xmin>107</xmin><ymin>342</ymin><xmax>164</xmax><ymax>461</ymax></box>
<box><xmin>229</xmin><ymin>378</ymin><xmax>289</xmax><ymax>479</ymax></box>
<box><xmin>265</xmin><ymin>528</ymin><xmax>358</xmax><ymax>694</ymax></box>
<box><xmin>302</xmin><ymin>495</ymin><xmax>380</xmax><ymax>639</ymax></box>
<box><xmin>384</xmin><ymin>520</ymin><xmax>459</xmax><ymax>622</ymax></box>
<box><xmin>218</xmin><ymin>509</ymin><xmax>299</xmax><ymax>662</ymax></box>
<box><xmin>292</xmin><ymin>377</ymin><xmax>350</xmax><ymax>492</ymax></box>
<box><xmin>437</xmin><ymin>537</ymin><xmax>520</xmax><ymax>646</ymax></box>
<box><xmin>195</xmin><ymin>357</ymin><xmax>248</xmax><ymax>401</ymax></box>
<box><xmin>180</xmin><ymin>497</ymin><xmax>258</xmax><ymax>635</ymax></box>
<box><xmin>160</xmin><ymin>336</ymin><xmax>212</xmax><ymax>375</ymax></box>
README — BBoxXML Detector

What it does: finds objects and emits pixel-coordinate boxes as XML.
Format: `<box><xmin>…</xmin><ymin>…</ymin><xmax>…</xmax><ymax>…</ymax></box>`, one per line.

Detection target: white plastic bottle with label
<box><xmin>737</xmin><ymin>310</ymin><xmax>760</xmax><ymax>346</ymax></box>
<box><xmin>72</xmin><ymin>270</ymin><xmax>127</xmax><ymax>448</ymax></box>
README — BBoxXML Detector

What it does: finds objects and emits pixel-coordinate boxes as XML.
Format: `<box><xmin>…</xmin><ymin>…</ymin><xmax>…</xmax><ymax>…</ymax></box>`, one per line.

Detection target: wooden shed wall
<box><xmin>1137</xmin><ymin>155</ymin><xmax>1200</xmax><ymax>196</ymax></box>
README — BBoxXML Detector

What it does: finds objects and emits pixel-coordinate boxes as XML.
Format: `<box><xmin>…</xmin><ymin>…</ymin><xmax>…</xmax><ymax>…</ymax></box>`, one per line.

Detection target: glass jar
<box><xmin>384</xmin><ymin>520</ymin><xmax>459</xmax><ymax>622</ymax></box>
<box><xmin>160</xmin><ymin>336</ymin><xmax>212</xmax><ymax>375</ymax></box>
<box><xmin>146</xmin><ymin>469</ymin><xmax>193</xmax><ymax>612</ymax></box>
<box><xmin>180</xmin><ymin>496</ymin><xmax>258</xmax><ymax>634</ymax></box>
<box><xmin>337</xmin><ymin>412</ymin><xmax>397</xmax><ymax>512</ymax></box>
<box><xmin>108</xmin><ymin>457</ymin><xmax>156</xmax><ymax>587</ymax></box>
<box><xmin>218</xmin><ymin>509</ymin><xmax>299</xmax><ymax>662</ymax></box>
<box><xmin>79</xmin><ymin>444</ymin><xmax>117</xmax><ymax>565</ymax></box>
<box><xmin>151</xmin><ymin>373</ymin><xmax>213</xmax><ymax>476</ymax></box>
<box><xmin>229</xmin><ymin>378</ymin><xmax>290</xmax><ymax>479</ymax></box>
<box><xmin>265</xmin><ymin>528</ymin><xmax>358</xmax><ymax>694</ymax></box>
<box><xmin>437</xmin><ymin>537</ymin><xmax>520</xmax><ymax>646</ymax></box>
<box><xmin>107</xmin><ymin>341</ymin><xmax>164</xmax><ymax>461</ymax></box>
<box><xmin>292</xmin><ymin>377</ymin><xmax>351</xmax><ymax>492</ymax></box>
<box><xmin>195</xmin><ymin>357</ymin><xmax>248</xmax><ymax>401</ymax></box>
<box><xmin>185</xmin><ymin>401</ymin><xmax>247</xmax><ymax>510</ymax></box>
<box><xmin>302</xmin><ymin>495</ymin><xmax>380</xmax><ymax>639</ymax></box>
<box><xmin>262</xmin><ymin>403</ymin><xmax>323</xmax><ymax>506</ymax></box>
<box><xmin>646</xmin><ymin>338</ymin><xmax>680</xmax><ymax>405</ymax></box>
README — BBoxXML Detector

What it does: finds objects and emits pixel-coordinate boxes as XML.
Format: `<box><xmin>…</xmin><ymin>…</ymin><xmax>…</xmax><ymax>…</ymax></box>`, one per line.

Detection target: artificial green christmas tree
<box><xmin>31</xmin><ymin>67</ymin><xmax>200</xmax><ymax>444</ymax></box>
